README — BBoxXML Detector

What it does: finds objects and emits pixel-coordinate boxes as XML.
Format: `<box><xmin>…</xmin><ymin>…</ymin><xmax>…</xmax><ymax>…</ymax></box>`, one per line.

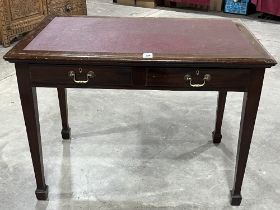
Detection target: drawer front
<box><xmin>30</xmin><ymin>65</ymin><xmax>132</xmax><ymax>87</ymax></box>
<box><xmin>147</xmin><ymin>68</ymin><xmax>251</xmax><ymax>90</ymax></box>
<box><xmin>47</xmin><ymin>0</ymin><xmax>87</xmax><ymax>16</ymax></box>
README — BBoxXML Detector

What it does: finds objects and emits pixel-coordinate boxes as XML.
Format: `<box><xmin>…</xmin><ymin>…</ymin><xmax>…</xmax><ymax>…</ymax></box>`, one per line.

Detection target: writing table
<box><xmin>4</xmin><ymin>16</ymin><xmax>277</xmax><ymax>205</ymax></box>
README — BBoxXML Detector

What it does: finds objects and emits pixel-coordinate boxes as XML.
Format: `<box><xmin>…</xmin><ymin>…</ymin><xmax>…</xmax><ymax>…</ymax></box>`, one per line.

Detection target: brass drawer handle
<box><xmin>68</xmin><ymin>71</ymin><xmax>95</xmax><ymax>84</ymax></box>
<box><xmin>184</xmin><ymin>74</ymin><xmax>211</xmax><ymax>87</ymax></box>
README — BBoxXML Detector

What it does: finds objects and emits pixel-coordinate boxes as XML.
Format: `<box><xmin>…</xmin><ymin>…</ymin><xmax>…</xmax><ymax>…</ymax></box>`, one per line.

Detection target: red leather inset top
<box><xmin>25</xmin><ymin>17</ymin><xmax>260</xmax><ymax>57</ymax></box>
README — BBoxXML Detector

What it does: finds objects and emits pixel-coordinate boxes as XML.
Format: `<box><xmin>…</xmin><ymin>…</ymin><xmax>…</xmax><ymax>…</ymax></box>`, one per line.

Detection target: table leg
<box><xmin>57</xmin><ymin>88</ymin><xmax>71</xmax><ymax>139</ymax></box>
<box><xmin>16</xmin><ymin>64</ymin><xmax>48</xmax><ymax>200</ymax></box>
<box><xmin>212</xmin><ymin>91</ymin><xmax>227</xmax><ymax>144</ymax></box>
<box><xmin>231</xmin><ymin>70</ymin><xmax>265</xmax><ymax>206</ymax></box>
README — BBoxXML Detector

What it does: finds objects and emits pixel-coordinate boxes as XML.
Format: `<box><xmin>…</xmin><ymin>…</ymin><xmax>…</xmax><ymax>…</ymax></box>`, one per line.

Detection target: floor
<box><xmin>0</xmin><ymin>1</ymin><xmax>280</xmax><ymax>209</ymax></box>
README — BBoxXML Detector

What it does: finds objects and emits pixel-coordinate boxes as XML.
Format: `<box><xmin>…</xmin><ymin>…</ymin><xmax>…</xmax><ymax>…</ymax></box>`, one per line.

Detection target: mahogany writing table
<box><xmin>4</xmin><ymin>16</ymin><xmax>277</xmax><ymax>206</ymax></box>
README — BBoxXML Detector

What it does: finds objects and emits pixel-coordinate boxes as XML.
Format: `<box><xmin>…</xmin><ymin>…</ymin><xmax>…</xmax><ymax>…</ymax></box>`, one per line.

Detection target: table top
<box><xmin>4</xmin><ymin>16</ymin><xmax>277</xmax><ymax>68</ymax></box>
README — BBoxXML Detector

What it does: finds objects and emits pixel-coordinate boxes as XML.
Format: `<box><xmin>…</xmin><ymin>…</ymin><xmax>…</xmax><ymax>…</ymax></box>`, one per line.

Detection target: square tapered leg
<box><xmin>16</xmin><ymin>64</ymin><xmax>48</xmax><ymax>200</ymax></box>
<box><xmin>57</xmin><ymin>88</ymin><xmax>71</xmax><ymax>139</ymax></box>
<box><xmin>212</xmin><ymin>91</ymin><xmax>227</xmax><ymax>144</ymax></box>
<box><xmin>231</xmin><ymin>70</ymin><xmax>265</xmax><ymax>206</ymax></box>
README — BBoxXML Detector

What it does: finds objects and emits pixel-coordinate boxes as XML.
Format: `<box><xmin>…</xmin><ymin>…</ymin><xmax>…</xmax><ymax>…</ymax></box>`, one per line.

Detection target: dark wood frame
<box><xmin>4</xmin><ymin>16</ymin><xmax>277</xmax><ymax>206</ymax></box>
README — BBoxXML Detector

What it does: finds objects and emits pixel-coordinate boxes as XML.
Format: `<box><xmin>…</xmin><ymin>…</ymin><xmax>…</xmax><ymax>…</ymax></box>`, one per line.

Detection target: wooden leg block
<box><xmin>35</xmin><ymin>185</ymin><xmax>49</xmax><ymax>200</ymax></box>
<box><xmin>212</xmin><ymin>131</ymin><xmax>222</xmax><ymax>144</ymax></box>
<box><xmin>230</xmin><ymin>190</ymin><xmax>242</xmax><ymax>206</ymax></box>
<box><xmin>61</xmin><ymin>127</ymin><xmax>71</xmax><ymax>140</ymax></box>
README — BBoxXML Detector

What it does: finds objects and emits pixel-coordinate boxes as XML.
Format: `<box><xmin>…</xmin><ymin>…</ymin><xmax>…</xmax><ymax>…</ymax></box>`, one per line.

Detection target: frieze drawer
<box><xmin>147</xmin><ymin>68</ymin><xmax>252</xmax><ymax>91</ymax></box>
<box><xmin>29</xmin><ymin>65</ymin><xmax>132</xmax><ymax>87</ymax></box>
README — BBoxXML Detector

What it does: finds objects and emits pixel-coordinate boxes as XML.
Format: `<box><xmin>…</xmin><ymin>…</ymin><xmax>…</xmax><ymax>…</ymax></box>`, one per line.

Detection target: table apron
<box><xmin>28</xmin><ymin>64</ymin><xmax>253</xmax><ymax>92</ymax></box>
